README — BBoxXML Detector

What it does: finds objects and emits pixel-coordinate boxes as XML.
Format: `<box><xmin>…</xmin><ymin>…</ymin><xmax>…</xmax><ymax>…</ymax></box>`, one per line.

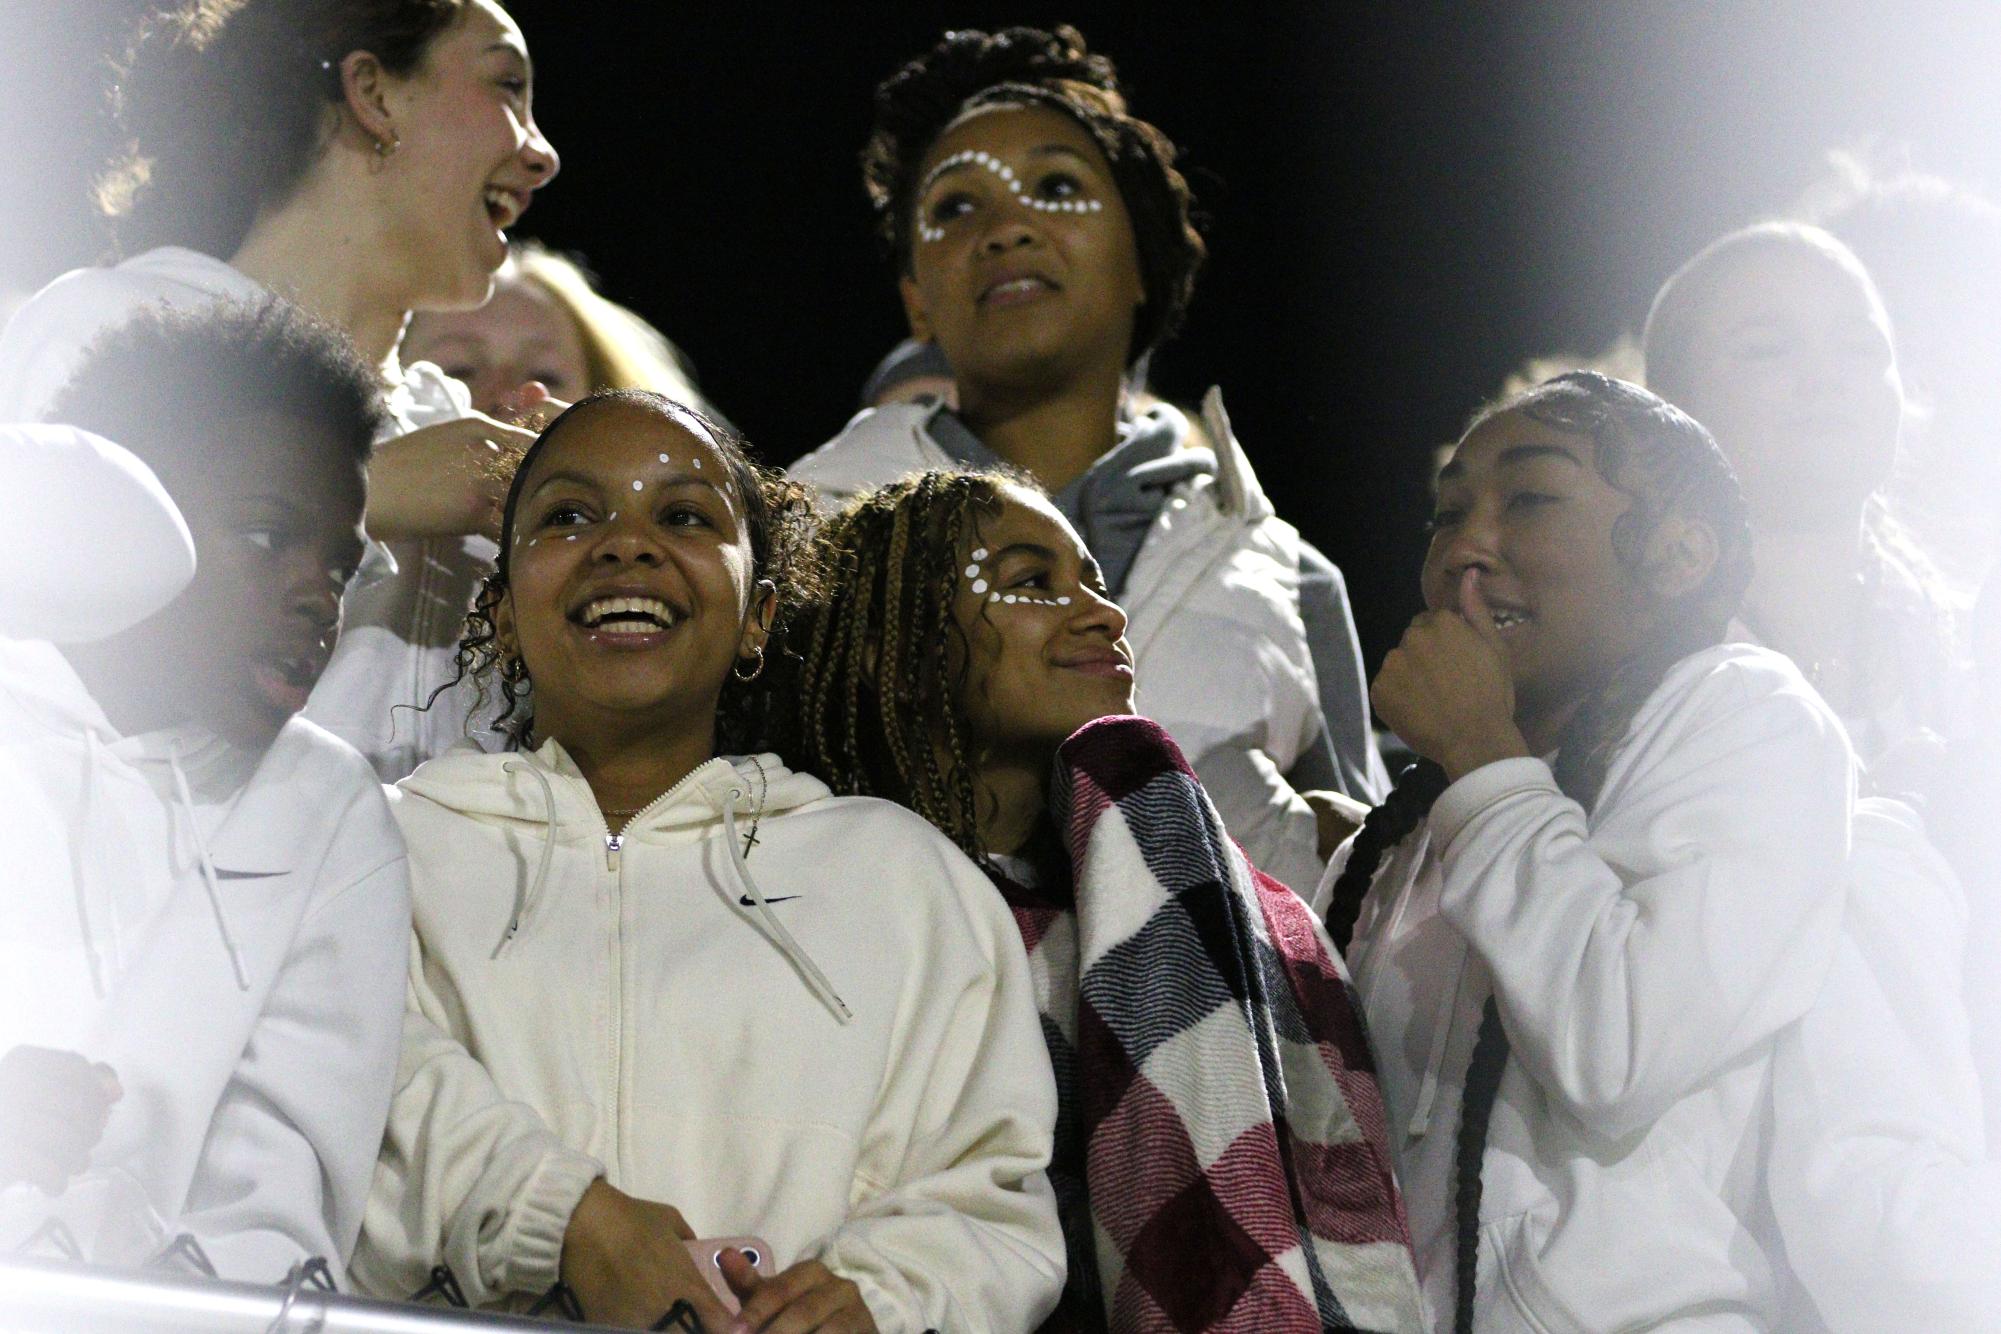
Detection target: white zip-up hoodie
<box><xmin>1768</xmin><ymin>797</ymin><xmax>2001</xmax><ymax>1332</ymax></box>
<box><xmin>355</xmin><ymin>740</ymin><xmax>1064</xmax><ymax>1332</ymax></box>
<box><xmin>0</xmin><ymin>246</ymin><xmax>502</xmax><ymax>779</ymax></box>
<box><xmin>1313</xmin><ymin>644</ymin><xmax>1855</xmax><ymax>1331</ymax></box>
<box><xmin>0</xmin><ymin>642</ymin><xmax>411</xmax><ymax>1284</ymax></box>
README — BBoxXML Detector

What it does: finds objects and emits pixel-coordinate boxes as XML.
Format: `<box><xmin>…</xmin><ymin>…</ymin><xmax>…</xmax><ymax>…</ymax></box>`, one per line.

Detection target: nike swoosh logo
<box><xmin>739</xmin><ymin>894</ymin><xmax>800</xmax><ymax>906</ymax></box>
<box><xmin>215</xmin><ymin>868</ymin><xmax>286</xmax><ymax>880</ymax></box>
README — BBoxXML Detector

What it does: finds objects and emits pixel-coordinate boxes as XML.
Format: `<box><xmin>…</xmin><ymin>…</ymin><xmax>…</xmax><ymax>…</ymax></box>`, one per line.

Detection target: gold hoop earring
<box><xmin>732</xmin><ymin>646</ymin><xmax>766</xmax><ymax>682</ymax></box>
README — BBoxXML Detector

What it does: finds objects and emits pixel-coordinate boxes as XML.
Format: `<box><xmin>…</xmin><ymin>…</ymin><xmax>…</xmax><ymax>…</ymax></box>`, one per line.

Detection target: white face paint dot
<box><xmin>631</xmin><ymin>480</ymin><xmax>644</xmax><ymax>491</ymax></box>
<box><xmin>1057</xmin><ymin>596</ymin><xmax>1072</xmax><ymax>605</ymax></box>
<box><xmin>564</xmin><ymin>533</ymin><xmax>578</xmax><ymax>541</ymax></box>
<box><xmin>1003</xmin><ymin>594</ymin><xmax>1018</xmax><ymax>603</ymax></box>
<box><xmin>693</xmin><ymin>458</ymin><xmax>702</xmax><ymax>469</ymax></box>
<box><xmin>971</xmin><ymin>548</ymin><xmax>989</xmax><ymax>561</ymax></box>
<box><xmin>972</xmin><ymin>578</ymin><xmax>988</xmax><ymax>594</ymax></box>
<box><xmin>964</xmin><ymin>563</ymin><xmax>981</xmax><ymax>578</ymax></box>
<box><xmin>658</xmin><ymin>453</ymin><xmax>671</xmax><ymax>464</ymax></box>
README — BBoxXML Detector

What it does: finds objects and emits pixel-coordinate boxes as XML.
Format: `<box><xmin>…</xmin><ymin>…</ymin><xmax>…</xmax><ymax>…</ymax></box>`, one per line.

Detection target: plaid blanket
<box><xmin>993</xmin><ymin>716</ymin><xmax>1422</xmax><ymax>1333</ymax></box>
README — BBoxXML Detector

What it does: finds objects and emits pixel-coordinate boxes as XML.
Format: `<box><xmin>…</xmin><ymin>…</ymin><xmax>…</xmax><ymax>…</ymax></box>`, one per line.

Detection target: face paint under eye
<box><xmin>916</xmin><ymin>149</ymin><xmax>1105</xmax><ymax>243</ymax></box>
<box><xmin>989</xmin><ymin>591</ymin><xmax>1072</xmax><ymax>608</ymax></box>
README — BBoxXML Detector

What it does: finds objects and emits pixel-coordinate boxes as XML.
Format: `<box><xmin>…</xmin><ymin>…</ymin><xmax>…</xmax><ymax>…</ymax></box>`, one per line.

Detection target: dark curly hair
<box><xmin>446</xmin><ymin>390</ymin><xmax>822</xmax><ymax>754</ymax></box>
<box><xmin>48</xmin><ymin>296</ymin><xmax>384</xmax><ymax>488</ymax></box>
<box><xmin>862</xmin><ymin>25</ymin><xmax>1206</xmax><ymax>365</ymax></box>
<box><xmin>99</xmin><ymin>0</ymin><xmax>472</xmax><ymax>259</ymax></box>
<box><xmin>772</xmin><ymin>470</ymin><xmax>1035</xmax><ymax>861</ymax></box>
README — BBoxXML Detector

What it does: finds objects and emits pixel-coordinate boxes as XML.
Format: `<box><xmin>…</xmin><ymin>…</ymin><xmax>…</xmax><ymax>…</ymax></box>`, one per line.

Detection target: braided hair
<box><xmin>1322</xmin><ymin>371</ymin><xmax>1754</xmax><ymax>1332</ymax></box>
<box><xmin>438</xmin><ymin>391</ymin><xmax>821</xmax><ymax>754</ymax></box>
<box><xmin>775</xmin><ymin>470</ymin><xmax>1033</xmax><ymax>862</ymax></box>
<box><xmin>861</xmin><ymin>25</ymin><xmax>1206</xmax><ymax>365</ymax></box>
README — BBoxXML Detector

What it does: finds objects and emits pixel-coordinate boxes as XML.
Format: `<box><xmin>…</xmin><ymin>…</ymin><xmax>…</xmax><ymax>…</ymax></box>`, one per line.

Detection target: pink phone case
<box><xmin>685</xmin><ymin>1236</ymin><xmax>776</xmax><ymax>1314</ymax></box>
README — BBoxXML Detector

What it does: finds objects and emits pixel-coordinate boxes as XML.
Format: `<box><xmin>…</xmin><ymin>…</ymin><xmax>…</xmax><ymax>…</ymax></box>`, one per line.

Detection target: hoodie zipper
<box><xmin>591</xmin><ymin>760</ymin><xmax>726</xmax><ymax>872</ymax></box>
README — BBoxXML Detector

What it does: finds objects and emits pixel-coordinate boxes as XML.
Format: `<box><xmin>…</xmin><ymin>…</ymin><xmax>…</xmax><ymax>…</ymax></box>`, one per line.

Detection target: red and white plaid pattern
<box><xmin>994</xmin><ymin>717</ymin><xmax>1423</xmax><ymax>1333</ymax></box>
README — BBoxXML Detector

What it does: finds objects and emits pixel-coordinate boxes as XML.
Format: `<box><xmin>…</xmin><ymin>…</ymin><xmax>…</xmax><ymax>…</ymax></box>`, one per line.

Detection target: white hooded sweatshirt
<box><xmin>355</xmin><ymin>741</ymin><xmax>1064</xmax><ymax>1332</ymax></box>
<box><xmin>1768</xmin><ymin>797</ymin><xmax>2001</xmax><ymax>1332</ymax></box>
<box><xmin>0</xmin><ymin>245</ymin><xmax>501</xmax><ymax>779</ymax></box>
<box><xmin>1314</xmin><ymin>644</ymin><xmax>1855</xmax><ymax>1332</ymax></box>
<box><xmin>0</xmin><ymin>646</ymin><xmax>411</xmax><ymax>1284</ymax></box>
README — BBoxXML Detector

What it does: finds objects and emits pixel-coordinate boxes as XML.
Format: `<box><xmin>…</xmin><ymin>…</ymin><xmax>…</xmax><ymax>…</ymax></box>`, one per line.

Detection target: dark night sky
<box><xmin>5</xmin><ymin>1</ymin><xmax>2000</xmax><ymax>666</ymax></box>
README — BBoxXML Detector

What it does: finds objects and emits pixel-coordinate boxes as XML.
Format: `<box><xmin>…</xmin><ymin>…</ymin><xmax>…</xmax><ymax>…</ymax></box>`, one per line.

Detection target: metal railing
<box><xmin>0</xmin><ymin>1255</ymin><xmax>627</xmax><ymax>1333</ymax></box>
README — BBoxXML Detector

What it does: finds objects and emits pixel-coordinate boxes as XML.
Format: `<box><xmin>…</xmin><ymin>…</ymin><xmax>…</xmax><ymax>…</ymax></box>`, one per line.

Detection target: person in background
<box><xmin>791</xmin><ymin>25</ymin><xmax>1382</xmax><ymax>893</ymax></box>
<box><xmin>1643</xmin><ymin>221</ymin><xmax>1958</xmax><ymax>776</ymax></box>
<box><xmin>1800</xmin><ymin>149</ymin><xmax>2001</xmax><ymax>604</ymax></box>
<box><xmin>406</xmin><ymin>238</ymin><xmax>717</xmax><ymax>421</ymax></box>
<box><xmin>1316</xmin><ymin>373</ymin><xmax>1852</xmax><ymax>1331</ymax></box>
<box><xmin>0</xmin><ymin>0</ymin><xmax>561</xmax><ymax>779</ymax></box>
<box><xmin>354</xmin><ymin>393</ymin><xmax>1062</xmax><ymax>1333</ymax></box>
<box><xmin>778</xmin><ymin>468</ymin><xmax>1425</xmax><ymax>1332</ymax></box>
<box><xmin>0</xmin><ymin>300</ymin><xmax>409</xmax><ymax>1287</ymax></box>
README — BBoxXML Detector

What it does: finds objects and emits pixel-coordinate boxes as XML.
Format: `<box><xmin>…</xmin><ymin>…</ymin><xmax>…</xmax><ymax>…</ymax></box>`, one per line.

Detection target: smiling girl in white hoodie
<box><xmin>1313</xmin><ymin>373</ymin><xmax>1855</xmax><ymax>1332</ymax></box>
<box><xmin>353</xmin><ymin>392</ymin><xmax>1062</xmax><ymax>1333</ymax></box>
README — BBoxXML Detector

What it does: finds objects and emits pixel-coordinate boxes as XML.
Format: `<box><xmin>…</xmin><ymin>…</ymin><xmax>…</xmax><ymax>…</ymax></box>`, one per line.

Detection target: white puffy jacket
<box><xmin>791</xmin><ymin>390</ymin><xmax>1334</xmax><ymax>890</ymax></box>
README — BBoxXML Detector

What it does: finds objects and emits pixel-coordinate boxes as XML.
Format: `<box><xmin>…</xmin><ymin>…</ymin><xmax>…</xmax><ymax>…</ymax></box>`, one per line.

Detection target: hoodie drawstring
<box><xmin>721</xmin><ymin>785</ymin><xmax>852</xmax><ymax>1024</ymax></box>
<box><xmin>70</xmin><ymin>733</ymin><xmax>110</xmax><ymax>999</ymax></box>
<box><xmin>495</xmin><ymin>759</ymin><xmax>558</xmax><ymax>959</ymax></box>
<box><xmin>166</xmin><ymin>743</ymin><xmax>249</xmax><ymax>992</ymax></box>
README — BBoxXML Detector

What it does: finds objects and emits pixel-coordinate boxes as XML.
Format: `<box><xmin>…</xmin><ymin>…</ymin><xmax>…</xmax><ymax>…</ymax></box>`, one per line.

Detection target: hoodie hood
<box><xmin>401</xmin><ymin>741</ymin><xmax>852</xmax><ymax>1020</ymax></box>
<box><xmin>399</xmin><ymin>739</ymin><xmax>831</xmax><ymax>840</ymax></box>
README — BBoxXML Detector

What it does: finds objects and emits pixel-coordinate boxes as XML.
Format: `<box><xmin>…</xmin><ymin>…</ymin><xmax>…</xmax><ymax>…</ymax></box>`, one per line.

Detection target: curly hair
<box><xmin>773</xmin><ymin>470</ymin><xmax>1032</xmax><ymax>862</ymax></box>
<box><xmin>1321</xmin><ymin>370</ymin><xmax>1755</xmax><ymax>1333</ymax></box>
<box><xmin>99</xmin><ymin>0</ymin><xmax>471</xmax><ymax>259</ymax></box>
<box><xmin>48</xmin><ymin>296</ymin><xmax>385</xmax><ymax>489</ymax></box>
<box><xmin>862</xmin><ymin>25</ymin><xmax>1206</xmax><ymax>364</ymax></box>
<box><xmin>445</xmin><ymin>390</ymin><xmax>821</xmax><ymax>753</ymax></box>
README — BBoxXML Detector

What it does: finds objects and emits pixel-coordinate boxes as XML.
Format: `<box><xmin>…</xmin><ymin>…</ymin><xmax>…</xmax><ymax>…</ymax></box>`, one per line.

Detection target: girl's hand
<box><xmin>364</xmin><ymin>413</ymin><xmax>538</xmax><ymax>543</ymax></box>
<box><xmin>1372</xmin><ymin>570</ymin><xmax>1530</xmax><ymax>782</ymax></box>
<box><xmin>559</xmin><ymin>1180</ymin><xmax>733</xmax><ymax>1331</ymax></box>
<box><xmin>0</xmin><ymin>1046</ymin><xmax>121</xmax><ymax>1194</ymax></box>
<box><xmin>720</xmin><ymin>1253</ymin><xmax>877</xmax><ymax>1334</ymax></box>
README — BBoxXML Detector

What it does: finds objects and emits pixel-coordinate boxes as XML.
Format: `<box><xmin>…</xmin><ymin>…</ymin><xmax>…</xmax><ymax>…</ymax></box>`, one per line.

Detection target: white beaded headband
<box><xmin>916</xmin><ymin>149</ymin><xmax>1105</xmax><ymax>242</ymax></box>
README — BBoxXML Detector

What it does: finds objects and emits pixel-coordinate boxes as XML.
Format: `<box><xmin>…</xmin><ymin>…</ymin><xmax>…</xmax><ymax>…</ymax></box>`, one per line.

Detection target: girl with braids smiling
<box><xmin>792</xmin><ymin>25</ymin><xmax>1384</xmax><ymax>898</ymax></box>
<box><xmin>1313</xmin><ymin>373</ymin><xmax>1855</xmax><ymax>1332</ymax></box>
<box><xmin>353</xmin><ymin>393</ymin><xmax>1063</xmax><ymax>1332</ymax></box>
<box><xmin>779</xmin><ymin>471</ymin><xmax>1423</xmax><ymax>1333</ymax></box>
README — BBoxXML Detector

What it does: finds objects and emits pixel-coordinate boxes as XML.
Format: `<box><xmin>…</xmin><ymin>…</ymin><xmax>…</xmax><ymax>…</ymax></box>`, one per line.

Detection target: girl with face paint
<box><xmin>1316</xmin><ymin>374</ymin><xmax>1856</xmax><ymax>1332</ymax></box>
<box><xmin>354</xmin><ymin>394</ymin><xmax>1065</xmax><ymax>1332</ymax></box>
<box><xmin>0</xmin><ymin>0</ymin><xmax>563</xmax><ymax>780</ymax></box>
<box><xmin>778</xmin><ymin>471</ymin><xmax>1426</xmax><ymax>1332</ymax></box>
<box><xmin>792</xmin><ymin>25</ymin><xmax>1385</xmax><ymax>900</ymax></box>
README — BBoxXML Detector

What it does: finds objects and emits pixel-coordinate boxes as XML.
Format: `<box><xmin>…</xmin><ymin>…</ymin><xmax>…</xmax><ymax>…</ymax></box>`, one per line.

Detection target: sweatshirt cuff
<box><xmin>499</xmin><ymin>1146</ymin><xmax>604</xmax><ymax>1296</ymax></box>
<box><xmin>1429</xmin><ymin>757</ymin><xmax>1557</xmax><ymax>852</ymax></box>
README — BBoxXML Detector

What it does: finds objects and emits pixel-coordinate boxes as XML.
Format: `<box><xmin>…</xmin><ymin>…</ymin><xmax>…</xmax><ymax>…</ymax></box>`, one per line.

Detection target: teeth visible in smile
<box><xmin>1491</xmin><ymin>609</ymin><xmax>1529</xmax><ymax>628</ymax></box>
<box><xmin>483</xmin><ymin>188</ymin><xmax>514</xmax><ymax>224</ymax></box>
<box><xmin>987</xmin><ymin>277</ymin><xmax>1045</xmax><ymax>298</ymax></box>
<box><xmin>580</xmin><ymin>596</ymin><xmax>676</xmax><ymax>632</ymax></box>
